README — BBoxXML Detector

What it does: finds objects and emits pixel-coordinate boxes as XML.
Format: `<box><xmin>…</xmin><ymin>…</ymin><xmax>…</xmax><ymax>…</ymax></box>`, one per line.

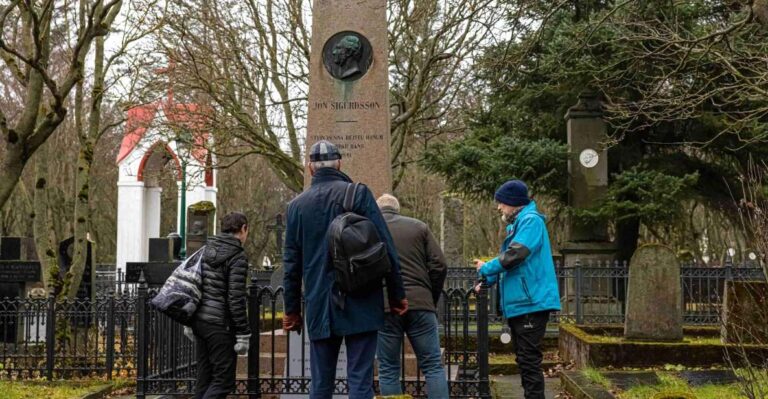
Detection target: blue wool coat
<box><xmin>283</xmin><ymin>168</ymin><xmax>406</xmax><ymax>340</ymax></box>
<box><xmin>479</xmin><ymin>201</ymin><xmax>561</xmax><ymax>319</ymax></box>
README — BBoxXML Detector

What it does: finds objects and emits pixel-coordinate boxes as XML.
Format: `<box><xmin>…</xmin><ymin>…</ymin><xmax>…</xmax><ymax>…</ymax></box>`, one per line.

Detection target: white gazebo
<box><xmin>115</xmin><ymin>96</ymin><xmax>217</xmax><ymax>275</ymax></box>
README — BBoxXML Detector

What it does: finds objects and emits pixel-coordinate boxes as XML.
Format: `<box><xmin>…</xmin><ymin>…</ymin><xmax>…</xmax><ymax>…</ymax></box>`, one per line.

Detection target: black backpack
<box><xmin>328</xmin><ymin>183</ymin><xmax>392</xmax><ymax>295</ymax></box>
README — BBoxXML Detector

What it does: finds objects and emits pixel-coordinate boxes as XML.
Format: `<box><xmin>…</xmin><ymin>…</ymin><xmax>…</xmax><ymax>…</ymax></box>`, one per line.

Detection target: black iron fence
<box><xmin>550</xmin><ymin>260</ymin><xmax>765</xmax><ymax>325</ymax></box>
<box><xmin>1</xmin><ymin>259</ymin><xmax>763</xmax><ymax>387</ymax></box>
<box><xmin>442</xmin><ymin>260</ymin><xmax>765</xmax><ymax>327</ymax></box>
<box><xmin>0</xmin><ymin>293</ymin><xmax>137</xmax><ymax>379</ymax></box>
<box><xmin>135</xmin><ymin>276</ymin><xmax>492</xmax><ymax>398</ymax></box>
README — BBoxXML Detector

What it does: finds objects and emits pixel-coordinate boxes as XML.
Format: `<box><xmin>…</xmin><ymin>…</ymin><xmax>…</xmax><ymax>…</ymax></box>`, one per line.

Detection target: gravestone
<box><xmin>440</xmin><ymin>193</ymin><xmax>465</xmax><ymax>266</ymax></box>
<box><xmin>560</xmin><ymin>93</ymin><xmax>618</xmax><ymax>317</ymax></box>
<box><xmin>186</xmin><ymin>201</ymin><xmax>215</xmax><ymax>255</ymax></box>
<box><xmin>721</xmin><ymin>280</ymin><xmax>768</xmax><ymax>345</ymax></box>
<box><xmin>58</xmin><ymin>237</ymin><xmax>95</xmax><ymax>301</ymax></box>
<box><xmin>0</xmin><ymin>237</ymin><xmax>42</xmax><ymax>343</ymax></box>
<box><xmin>168</xmin><ymin>232</ymin><xmax>182</xmax><ymax>260</ymax></box>
<box><xmin>148</xmin><ymin>237</ymin><xmax>175</xmax><ymax>262</ymax></box>
<box><xmin>304</xmin><ymin>0</ymin><xmax>392</xmax><ymax>197</ymax></box>
<box><xmin>0</xmin><ymin>237</ymin><xmax>36</xmax><ymax>261</ymax></box>
<box><xmin>126</xmin><ymin>261</ymin><xmax>178</xmax><ymax>287</ymax></box>
<box><xmin>624</xmin><ymin>244</ymin><xmax>683</xmax><ymax>341</ymax></box>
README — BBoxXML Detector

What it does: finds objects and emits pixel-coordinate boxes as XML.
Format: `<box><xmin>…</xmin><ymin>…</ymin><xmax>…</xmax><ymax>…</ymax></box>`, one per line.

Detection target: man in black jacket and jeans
<box><xmin>184</xmin><ymin>212</ymin><xmax>251</xmax><ymax>399</ymax></box>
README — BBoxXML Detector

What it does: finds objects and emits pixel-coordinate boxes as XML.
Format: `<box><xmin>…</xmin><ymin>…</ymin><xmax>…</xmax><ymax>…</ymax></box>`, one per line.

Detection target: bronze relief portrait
<box><xmin>322</xmin><ymin>31</ymin><xmax>373</xmax><ymax>81</ymax></box>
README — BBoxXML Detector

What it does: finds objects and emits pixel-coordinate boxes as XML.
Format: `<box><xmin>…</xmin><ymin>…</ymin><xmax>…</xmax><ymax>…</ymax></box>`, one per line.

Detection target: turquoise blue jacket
<box><xmin>478</xmin><ymin>201</ymin><xmax>561</xmax><ymax>319</ymax></box>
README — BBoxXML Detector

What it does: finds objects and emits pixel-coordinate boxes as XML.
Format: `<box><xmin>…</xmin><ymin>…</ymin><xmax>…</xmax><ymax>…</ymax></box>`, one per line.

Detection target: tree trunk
<box><xmin>65</xmin><ymin>4</ymin><xmax>106</xmax><ymax>300</ymax></box>
<box><xmin>32</xmin><ymin>145</ymin><xmax>60</xmax><ymax>293</ymax></box>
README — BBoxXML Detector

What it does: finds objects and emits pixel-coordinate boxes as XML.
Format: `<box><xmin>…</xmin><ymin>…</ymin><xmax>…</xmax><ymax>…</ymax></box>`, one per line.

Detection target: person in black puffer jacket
<box><xmin>185</xmin><ymin>211</ymin><xmax>251</xmax><ymax>399</ymax></box>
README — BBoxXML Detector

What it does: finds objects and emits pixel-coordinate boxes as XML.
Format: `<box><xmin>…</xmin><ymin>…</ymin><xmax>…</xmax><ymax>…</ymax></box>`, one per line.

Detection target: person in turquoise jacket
<box><xmin>475</xmin><ymin>179</ymin><xmax>560</xmax><ymax>399</ymax></box>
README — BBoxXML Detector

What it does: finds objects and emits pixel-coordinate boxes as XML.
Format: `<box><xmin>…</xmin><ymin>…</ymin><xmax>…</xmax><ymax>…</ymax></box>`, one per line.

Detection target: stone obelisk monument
<box><xmin>304</xmin><ymin>0</ymin><xmax>392</xmax><ymax>197</ymax></box>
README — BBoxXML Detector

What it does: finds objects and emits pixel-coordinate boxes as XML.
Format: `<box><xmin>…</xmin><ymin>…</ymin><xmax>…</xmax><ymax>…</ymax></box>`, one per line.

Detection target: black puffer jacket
<box><xmin>195</xmin><ymin>234</ymin><xmax>251</xmax><ymax>335</ymax></box>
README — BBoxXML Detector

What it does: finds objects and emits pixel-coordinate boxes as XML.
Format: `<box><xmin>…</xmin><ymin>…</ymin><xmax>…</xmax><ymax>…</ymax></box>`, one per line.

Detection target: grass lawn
<box><xmin>0</xmin><ymin>378</ymin><xmax>132</xmax><ymax>399</ymax></box>
<box><xmin>582</xmin><ymin>368</ymin><xmax>756</xmax><ymax>399</ymax></box>
<box><xmin>620</xmin><ymin>374</ymin><xmax>745</xmax><ymax>399</ymax></box>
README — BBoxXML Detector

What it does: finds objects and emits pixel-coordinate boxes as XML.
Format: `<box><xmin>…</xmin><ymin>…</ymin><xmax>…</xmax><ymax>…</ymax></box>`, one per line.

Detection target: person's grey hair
<box><xmin>310</xmin><ymin>159</ymin><xmax>340</xmax><ymax>170</ymax></box>
<box><xmin>376</xmin><ymin>193</ymin><xmax>400</xmax><ymax>212</ymax></box>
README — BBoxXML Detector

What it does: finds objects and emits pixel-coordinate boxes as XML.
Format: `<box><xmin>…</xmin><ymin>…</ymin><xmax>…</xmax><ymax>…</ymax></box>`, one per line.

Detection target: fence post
<box><xmin>477</xmin><ymin>279</ymin><xmax>491</xmax><ymax>399</ymax></box>
<box><xmin>45</xmin><ymin>292</ymin><xmax>55</xmax><ymax>381</ymax></box>
<box><xmin>575</xmin><ymin>259</ymin><xmax>583</xmax><ymax>324</ymax></box>
<box><xmin>136</xmin><ymin>271</ymin><xmax>148</xmax><ymax>399</ymax></box>
<box><xmin>247</xmin><ymin>275</ymin><xmax>261</xmax><ymax>398</ymax></box>
<box><xmin>105</xmin><ymin>291</ymin><xmax>116</xmax><ymax>380</ymax></box>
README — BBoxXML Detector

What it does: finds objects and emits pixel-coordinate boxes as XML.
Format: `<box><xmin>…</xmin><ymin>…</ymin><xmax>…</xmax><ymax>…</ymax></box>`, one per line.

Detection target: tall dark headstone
<box><xmin>148</xmin><ymin>237</ymin><xmax>174</xmax><ymax>262</ymax></box>
<box><xmin>58</xmin><ymin>237</ymin><xmax>95</xmax><ymax>301</ymax></box>
<box><xmin>0</xmin><ymin>237</ymin><xmax>41</xmax><ymax>343</ymax></box>
<box><xmin>168</xmin><ymin>233</ymin><xmax>182</xmax><ymax>260</ymax></box>
<box><xmin>0</xmin><ymin>237</ymin><xmax>36</xmax><ymax>262</ymax></box>
<box><xmin>186</xmin><ymin>201</ymin><xmax>215</xmax><ymax>256</ymax></box>
<box><xmin>0</xmin><ymin>237</ymin><xmax>21</xmax><ymax>260</ymax></box>
<box><xmin>561</xmin><ymin>93</ymin><xmax>617</xmax><ymax>307</ymax></box>
<box><xmin>440</xmin><ymin>193</ymin><xmax>465</xmax><ymax>266</ymax></box>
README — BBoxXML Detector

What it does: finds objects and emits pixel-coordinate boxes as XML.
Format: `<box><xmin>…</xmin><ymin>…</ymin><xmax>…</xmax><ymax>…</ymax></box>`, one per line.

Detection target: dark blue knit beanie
<box><xmin>494</xmin><ymin>180</ymin><xmax>530</xmax><ymax>207</ymax></box>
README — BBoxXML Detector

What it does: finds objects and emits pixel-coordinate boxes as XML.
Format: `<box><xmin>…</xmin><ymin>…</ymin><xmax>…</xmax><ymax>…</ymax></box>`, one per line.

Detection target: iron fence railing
<box><xmin>1</xmin><ymin>259</ymin><xmax>763</xmax><ymax>386</ymax></box>
<box><xmin>441</xmin><ymin>260</ymin><xmax>765</xmax><ymax>327</ymax></box>
<box><xmin>135</xmin><ymin>276</ymin><xmax>492</xmax><ymax>398</ymax></box>
<box><xmin>0</xmin><ymin>293</ymin><xmax>137</xmax><ymax>380</ymax></box>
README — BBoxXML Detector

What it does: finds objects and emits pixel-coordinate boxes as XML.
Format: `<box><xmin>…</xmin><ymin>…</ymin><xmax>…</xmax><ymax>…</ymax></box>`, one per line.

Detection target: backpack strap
<box><xmin>343</xmin><ymin>182</ymin><xmax>360</xmax><ymax>212</ymax></box>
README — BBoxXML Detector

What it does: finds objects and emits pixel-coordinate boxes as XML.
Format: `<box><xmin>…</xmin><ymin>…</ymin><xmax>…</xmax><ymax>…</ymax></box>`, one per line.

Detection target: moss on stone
<box><xmin>189</xmin><ymin>201</ymin><xmax>216</xmax><ymax>213</ymax></box>
<box><xmin>560</xmin><ymin>324</ymin><xmax>768</xmax><ymax>368</ymax></box>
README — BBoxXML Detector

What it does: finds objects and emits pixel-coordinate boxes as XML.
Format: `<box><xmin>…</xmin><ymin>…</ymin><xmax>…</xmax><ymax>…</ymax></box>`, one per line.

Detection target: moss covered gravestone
<box><xmin>625</xmin><ymin>244</ymin><xmax>683</xmax><ymax>341</ymax></box>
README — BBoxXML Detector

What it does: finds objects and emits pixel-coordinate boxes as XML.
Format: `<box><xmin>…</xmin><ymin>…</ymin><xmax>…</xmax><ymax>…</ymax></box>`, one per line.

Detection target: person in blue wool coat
<box><xmin>475</xmin><ymin>179</ymin><xmax>560</xmax><ymax>399</ymax></box>
<box><xmin>282</xmin><ymin>140</ymin><xmax>408</xmax><ymax>399</ymax></box>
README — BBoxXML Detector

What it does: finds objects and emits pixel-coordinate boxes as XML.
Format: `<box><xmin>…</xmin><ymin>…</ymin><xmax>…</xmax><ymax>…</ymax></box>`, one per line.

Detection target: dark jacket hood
<box><xmin>204</xmin><ymin>234</ymin><xmax>243</xmax><ymax>265</ymax></box>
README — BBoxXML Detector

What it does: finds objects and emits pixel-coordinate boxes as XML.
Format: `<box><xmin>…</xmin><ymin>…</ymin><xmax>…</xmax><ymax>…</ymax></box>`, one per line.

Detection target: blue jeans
<box><xmin>377</xmin><ymin>311</ymin><xmax>449</xmax><ymax>398</ymax></box>
<box><xmin>310</xmin><ymin>330</ymin><xmax>377</xmax><ymax>399</ymax></box>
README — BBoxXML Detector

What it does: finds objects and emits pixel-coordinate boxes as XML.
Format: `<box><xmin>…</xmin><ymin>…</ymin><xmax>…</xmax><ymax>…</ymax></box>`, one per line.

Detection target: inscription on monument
<box><xmin>0</xmin><ymin>262</ymin><xmax>41</xmax><ymax>282</ymax></box>
<box><xmin>312</xmin><ymin>133</ymin><xmax>386</xmax><ymax>160</ymax></box>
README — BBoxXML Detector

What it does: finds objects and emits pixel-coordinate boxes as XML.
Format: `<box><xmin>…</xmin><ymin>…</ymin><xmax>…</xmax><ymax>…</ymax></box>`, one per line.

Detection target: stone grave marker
<box><xmin>58</xmin><ymin>237</ymin><xmax>95</xmax><ymax>301</ymax></box>
<box><xmin>126</xmin><ymin>235</ymin><xmax>181</xmax><ymax>287</ymax></box>
<box><xmin>721</xmin><ymin>280</ymin><xmax>768</xmax><ymax>345</ymax></box>
<box><xmin>304</xmin><ymin>0</ymin><xmax>392</xmax><ymax>197</ymax></box>
<box><xmin>624</xmin><ymin>244</ymin><xmax>683</xmax><ymax>341</ymax></box>
<box><xmin>0</xmin><ymin>237</ymin><xmax>42</xmax><ymax>343</ymax></box>
<box><xmin>126</xmin><ymin>261</ymin><xmax>178</xmax><ymax>287</ymax></box>
<box><xmin>186</xmin><ymin>201</ymin><xmax>215</xmax><ymax>255</ymax></box>
<box><xmin>148</xmin><ymin>237</ymin><xmax>175</xmax><ymax>262</ymax></box>
<box><xmin>440</xmin><ymin>193</ymin><xmax>465</xmax><ymax>266</ymax></box>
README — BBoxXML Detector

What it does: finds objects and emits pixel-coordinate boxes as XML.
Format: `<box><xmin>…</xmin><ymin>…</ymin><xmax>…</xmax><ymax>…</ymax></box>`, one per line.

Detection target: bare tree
<box><xmin>0</xmin><ymin>0</ymin><xmax>124</xmax><ymax>210</ymax></box>
<box><xmin>148</xmin><ymin>0</ymin><xmax>504</xmax><ymax>192</ymax></box>
<box><xmin>64</xmin><ymin>0</ymin><xmax>161</xmax><ymax>300</ymax></box>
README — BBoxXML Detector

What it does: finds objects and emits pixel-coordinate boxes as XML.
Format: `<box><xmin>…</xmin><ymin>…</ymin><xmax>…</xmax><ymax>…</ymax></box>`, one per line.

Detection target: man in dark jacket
<box><xmin>283</xmin><ymin>140</ymin><xmax>408</xmax><ymax>399</ymax></box>
<box><xmin>376</xmin><ymin>194</ymin><xmax>449</xmax><ymax>398</ymax></box>
<box><xmin>185</xmin><ymin>212</ymin><xmax>251</xmax><ymax>399</ymax></box>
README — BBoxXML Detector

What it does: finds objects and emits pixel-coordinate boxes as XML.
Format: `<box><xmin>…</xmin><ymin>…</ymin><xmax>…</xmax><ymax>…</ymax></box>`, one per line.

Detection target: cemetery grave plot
<box><xmin>560</xmin><ymin>369</ymin><xmax>760</xmax><ymax>399</ymax></box>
